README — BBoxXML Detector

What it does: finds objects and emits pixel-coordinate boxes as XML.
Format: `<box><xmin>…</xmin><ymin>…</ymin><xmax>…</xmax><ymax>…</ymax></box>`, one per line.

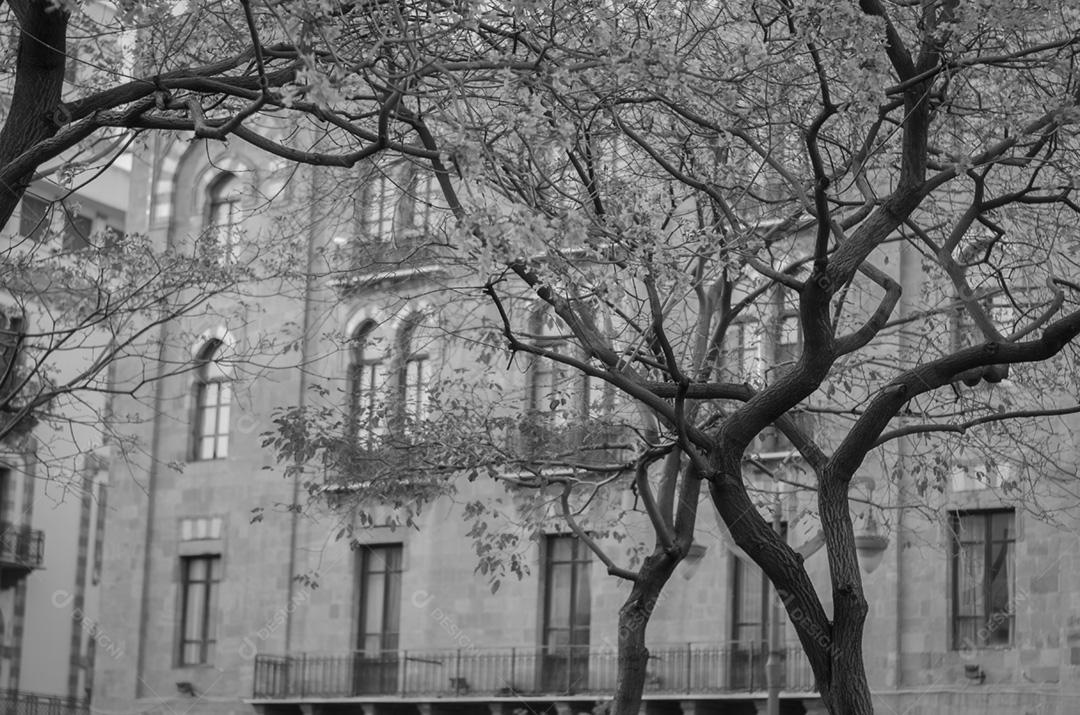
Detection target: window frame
<box><xmin>206</xmin><ymin>173</ymin><xmax>242</xmax><ymax>262</ymax></box>
<box><xmin>348</xmin><ymin>322</ymin><xmax>385</xmax><ymax>448</ymax></box>
<box><xmin>191</xmin><ymin>339</ymin><xmax>231</xmax><ymax>461</ymax></box>
<box><xmin>19</xmin><ymin>194</ymin><xmax>50</xmax><ymax>243</ymax></box>
<box><xmin>178</xmin><ymin>554</ymin><xmax>221</xmax><ymax>666</ymax></box>
<box><xmin>542</xmin><ymin>534</ymin><xmax>592</xmax><ymax>651</ymax></box>
<box><xmin>397</xmin><ymin>316</ymin><xmax>430</xmax><ymax>424</ymax></box>
<box><xmin>356</xmin><ymin>544</ymin><xmax>403</xmax><ymax>654</ymax></box>
<box><xmin>950</xmin><ymin>509</ymin><xmax>1016</xmax><ymax>650</ymax></box>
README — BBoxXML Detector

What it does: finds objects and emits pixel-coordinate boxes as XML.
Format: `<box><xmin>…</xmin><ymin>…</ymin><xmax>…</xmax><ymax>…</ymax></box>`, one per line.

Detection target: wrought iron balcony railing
<box><xmin>0</xmin><ymin>523</ymin><xmax>44</xmax><ymax>586</ymax></box>
<box><xmin>508</xmin><ymin>421</ymin><xmax>631</xmax><ymax>470</ymax></box>
<box><xmin>0</xmin><ymin>689</ymin><xmax>87</xmax><ymax>715</ymax></box>
<box><xmin>339</xmin><ymin>233</ymin><xmax>442</xmax><ymax>283</ymax></box>
<box><xmin>252</xmin><ymin>643</ymin><xmax>814</xmax><ymax>700</ymax></box>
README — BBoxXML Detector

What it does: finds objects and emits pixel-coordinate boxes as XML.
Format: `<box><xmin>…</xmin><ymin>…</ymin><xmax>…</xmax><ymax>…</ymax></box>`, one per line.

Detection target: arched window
<box><xmin>348</xmin><ymin>322</ymin><xmax>385</xmax><ymax>447</ymax></box>
<box><xmin>192</xmin><ymin>339</ymin><xmax>231</xmax><ymax>460</ymax></box>
<box><xmin>528</xmin><ymin>310</ymin><xmax>600</xmax><ymax>421</ymax></box>
<box><xmin>207</xmin><ymin>173</ymin><xmax>241</xmax><ymax>261</ymax></box>
<box><xmin>397</xmin><ymin>316</ymin><xmax>429</xmax><ymax>423</ymax></box>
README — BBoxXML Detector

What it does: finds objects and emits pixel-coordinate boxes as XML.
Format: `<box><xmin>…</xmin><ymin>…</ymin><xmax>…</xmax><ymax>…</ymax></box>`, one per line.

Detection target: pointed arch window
<box><xmin>348</xmin><ymin>322</ymin><xmax>385</xmax><ymax>447</ymax></box>
<box><xmin>207</xmin><ymin>173</ymin><xmax>242</xmax><ymax>261</ymax></box>
<box><xmin>192</xmin><ymin>339</ymin><xmax>231</xmax><ymax>461</ymax></box>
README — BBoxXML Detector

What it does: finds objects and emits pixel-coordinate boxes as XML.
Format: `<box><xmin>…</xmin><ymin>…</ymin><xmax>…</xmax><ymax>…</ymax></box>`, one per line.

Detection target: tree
<box><xmin>263</xmin><ymin>2</ymin><xmax>1080</xmax><ymax>714</ymax></box>
<box><xmin>9</xmin><ymin>0</ymin><xmax>1080</xmax><ymax>713</ymax></box>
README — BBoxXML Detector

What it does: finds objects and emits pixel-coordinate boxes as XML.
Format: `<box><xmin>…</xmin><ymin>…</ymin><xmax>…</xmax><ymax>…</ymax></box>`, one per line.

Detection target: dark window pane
<box><xmin>951</xmin><ymin>510</ymin><xmax>1015</xmax><ymax>649</ymax></box>
<box><xmin>62</xmin><ymin>212</ymin><xmax>93</xmax><ymax>251</ymax></box>
<box><xmin>543</xmin><ymin>535</ymin><xmax>591</xmax><ymax>651</ymax></box>
<box><xmin>20</xmin><ymin>196</ymin><xmax>49</xmax><ymax>242</ymax></box>
<box><xmin>358</xmin><ymin>545</ymin><xmax>402</xmax><ymax>655</ymax></box>
<box><xmin>179</xmin><ymin>555</ymin><xmax>220</xmax><ymax>665</ymax></box>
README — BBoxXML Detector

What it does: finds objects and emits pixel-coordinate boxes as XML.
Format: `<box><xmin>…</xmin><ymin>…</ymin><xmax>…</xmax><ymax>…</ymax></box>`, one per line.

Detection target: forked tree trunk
<box><xmin>609</xmin><ymin>555</ymin><xmax>675</xmax><ymax>715</ymax></box>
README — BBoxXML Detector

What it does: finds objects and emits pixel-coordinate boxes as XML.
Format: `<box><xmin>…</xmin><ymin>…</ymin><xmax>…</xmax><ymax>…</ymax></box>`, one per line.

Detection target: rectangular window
<box><xmin>403</xmin><ymin>355</ymin><xmax>428</xmax><ymax>422</ymax></box>
<box><xmin>776</xmin><ymin>312</ymin><xmax>800</xmax><ymax>373</ymax></box>
<box><xmin>543</xmin><ymin>535</ymin><xmax>592</xmax><ymax>649</ymax></box>
<box><xmin>732</xmin><ymin>555</ymin><xmax>767</xmax><ymax>644</ymax></box>
<box><xmin>351</xmin><ymin>360</ymin><xmax>385</xmax><ymax>447</ymax></box>
<box><xmin>541</xmin><ymin>535</ymin><xmax>591</xmax><ymax>692</ymax></box>
<box><xmin>367</xmin><ymin>174</ymin><xmax>398</xmax><ymax>242</ymax></box>
<box><xmin>195</xmin><ymin>381</ymin><xmax>231</xmax><ymax>460</ymax></box>
<box><xmin>730</xmin><ymin>321</ymin><xmax>761</xmax><ymax>381</ymax></box>
<box><xmin>62</xmin><ymin>211</ymin><xmax>93</xmax><ymax>251</ymax></box>
<box><xmin>19</xmin><ymin>195</ymin><xmax>50</xmax><ymax>242</ymax></box>
<box><xmin>354</xmin><ymin>544</ymin><xmax>403</xmax><ymax>695</ymax></box>
<box><xmin>357</xmin><ymin>545</ymin><xmax>403</xmax><ymax>653</ymax></box>
<box><xmin>179</xmin><ymin>555</ymin><xmax>221</xmax><ymax>665</ymax></box>
<box><xmin>209</xmin><ymin>195</ymin><xmax>241</xmax><ymax>262</ymax></box>
<box><xmin>952</xmin><ymin>510</ymin><xmax>1015</xmax><ymax>648</ymax></box>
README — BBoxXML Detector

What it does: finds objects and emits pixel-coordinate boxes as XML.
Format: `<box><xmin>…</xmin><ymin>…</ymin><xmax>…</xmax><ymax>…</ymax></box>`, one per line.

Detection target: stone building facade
<box><xmin>0</xmin><ymin>166</ymin><xmax>126</xmax><ymax>708</ymax></box>
<box><xmin>92</xmin><ymin>135</ymin><xmax>1080</xmax><ymax>715</ymax></box>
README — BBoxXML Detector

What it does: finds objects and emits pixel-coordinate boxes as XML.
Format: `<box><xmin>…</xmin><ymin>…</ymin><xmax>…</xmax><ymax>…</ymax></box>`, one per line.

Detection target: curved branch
<box><xmin>560</xmin><ymin>485</ymin><xmax>638</xmax><ymax>581</ymax></box>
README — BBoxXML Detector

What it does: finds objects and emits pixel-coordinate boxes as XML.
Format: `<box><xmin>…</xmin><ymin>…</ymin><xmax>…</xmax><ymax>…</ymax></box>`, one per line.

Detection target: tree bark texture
<box><xmin>0</xmin><ymin>0</ymin><xmax>70</xmax><ymax>226</ymax></box>
<box><xmin>609</xmin><ymin>553</ymin><xmax>677</xmax><ymax>715</ymax></box>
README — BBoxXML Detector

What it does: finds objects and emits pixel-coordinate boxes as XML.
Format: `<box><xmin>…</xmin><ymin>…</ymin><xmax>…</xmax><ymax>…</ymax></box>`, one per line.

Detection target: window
<box><xmin>0</xmin><ymin>312</ymin><xmax>24</xmax><ymax>400</ymax></box>
<box><xmin>951</xmin><ymin>510</ymin><xmax>1015</xmax><ymax>648</ymax></box>
<box><xmin>773</xmin><ymin>287</ymin><xmax>801</xmax><ymax>377</ymax></box>
<box><xmin>398</xmin><ymin>317</ymin><xmax>429</xmax><ymax>423</ymax></box>
<box><xmin>179</xmin><ymin>555</ymin><xmax>221</xmax><ymax>665</ymax></box>
<box><xmin>730</xmin><ymin>538</ymin><xmax>785</xmax><ymax>689</ymax></box>
<box><xmin>542</xmin><ymin>535</ymin><xmax>591</xmax><ymax>691</ymax></box>
<box><xmin>529</xmin><ymin>312</ymin><xmax>581</xmax><ymax>417</ymax></box>
<box><xmin>19</xmin><ymin>195</ymin><xmax>49</xmax><ymax>242</ymax></box>
<box><xmin>410</xmin><ymin>171</ymin><xmax>445</xmax><ymax>233</ymax></box>
<box><xmin>354</xmin><ymin>544</ymin><xmax>403</xmax><ymax>695</ymax></box>
<box><xmin>356</xmin><ymin>544</ymin><xmax>403</xmax><ymax>653</ymax></box>
<box><xmin>726</xmin><ymin>320</ymin><xmax>762</xmax><ymax>382</ymax></box>
<box><xmin>366</xmin><ymin>172</ymin><xmax>399</xmax><ymax>241</ymax></box>
<box><xmin>543</xmin><ymin>535</ymin><xmax>592</xmax><ymax>650</ymax></box>
<box><xmin>348</xmin><ymin>322</ymin><xmax>385</xmax><ymax>447</ymax></box>
<box><xmin>62</xmin><ymin>210</ymin><xmax>93</xmax><ymax>251</ymax></box>
<box><xmin>192</xmin><ymin>340</ymin><xmax>231</xmax><ymax>461</ymax></box>
<box><xmin>207</xmin><ymin>174</ymin><xmax>241</xmax><ymax>261</ymax></box>
<box><xmin>731</xmin><ymin>554</ymin><xmax>767</xmax><ymax>645</ymax></box>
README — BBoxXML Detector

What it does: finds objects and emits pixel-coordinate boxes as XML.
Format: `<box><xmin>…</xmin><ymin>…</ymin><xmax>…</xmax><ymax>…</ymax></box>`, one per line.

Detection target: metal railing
<box><xmin>253</xmin><ymin>643</ymin><xmax>815</xmax><ymax>699</ymax></box>
<box><xmin>0</xmin><ymin>690</ymin><xmax>88</xmax><ymax>715</ymax></box>
<box><xmin>508</xmin><ymin>421</ymin><xmax>631</xmax><ymax>469</ymax></box>
<box><xmin>0</xmin><ymin>523</ymin><xmax>44</xmax><ymax>570</ymax></box>
<box><xmin>345</xmin><ymin>233</ymin><xmax>441</xmax><ymax>275</ymax></box>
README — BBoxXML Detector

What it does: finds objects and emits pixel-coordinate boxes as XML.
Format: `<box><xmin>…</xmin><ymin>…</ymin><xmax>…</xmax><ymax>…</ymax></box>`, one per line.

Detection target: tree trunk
<box><xmin>609</xmin><ymin>555</ymin><xmax>675</xmax><ymax>715</ymax></box>
<box><xmin>0</xmin><ymin>0</ymin><xmax>70</xmax><ymax>226</ymax></box>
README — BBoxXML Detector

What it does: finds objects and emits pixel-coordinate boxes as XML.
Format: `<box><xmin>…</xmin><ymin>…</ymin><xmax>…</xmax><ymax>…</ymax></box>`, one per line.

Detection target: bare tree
<box><xmin>9</xmin><ymin>0</ymin><xmax>1080</xmax><ymax>712</ymax></box>
<box><xmin>267</xmin><ymin>2</ymin><xmax>1080</xmax><ymax>714</ymax></box>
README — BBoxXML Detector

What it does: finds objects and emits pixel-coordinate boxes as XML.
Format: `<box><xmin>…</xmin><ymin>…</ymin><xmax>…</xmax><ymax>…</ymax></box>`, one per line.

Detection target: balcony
<box><xmin>336</xmin><ymin>233</ymin><xmax>443</xmax><ymax>289</ymax></box>
<box><xmin>508</xmin><ymin>421</ymin><xmax>631</xmax><ymax>471</ymax></box>
<box><xmin>0</xmin><ymin>523</ymin><xmax>43</xmax><ymax>587</ymax></box>
<box><xmin>252</xmin><ymin>643</ymin><xmax>814</xmax><ymax>700</ymax></box>
<box><xmin>0</xmin><ymin>690</ymin><xmax>87</xmax><ymax>714</ymax></box>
